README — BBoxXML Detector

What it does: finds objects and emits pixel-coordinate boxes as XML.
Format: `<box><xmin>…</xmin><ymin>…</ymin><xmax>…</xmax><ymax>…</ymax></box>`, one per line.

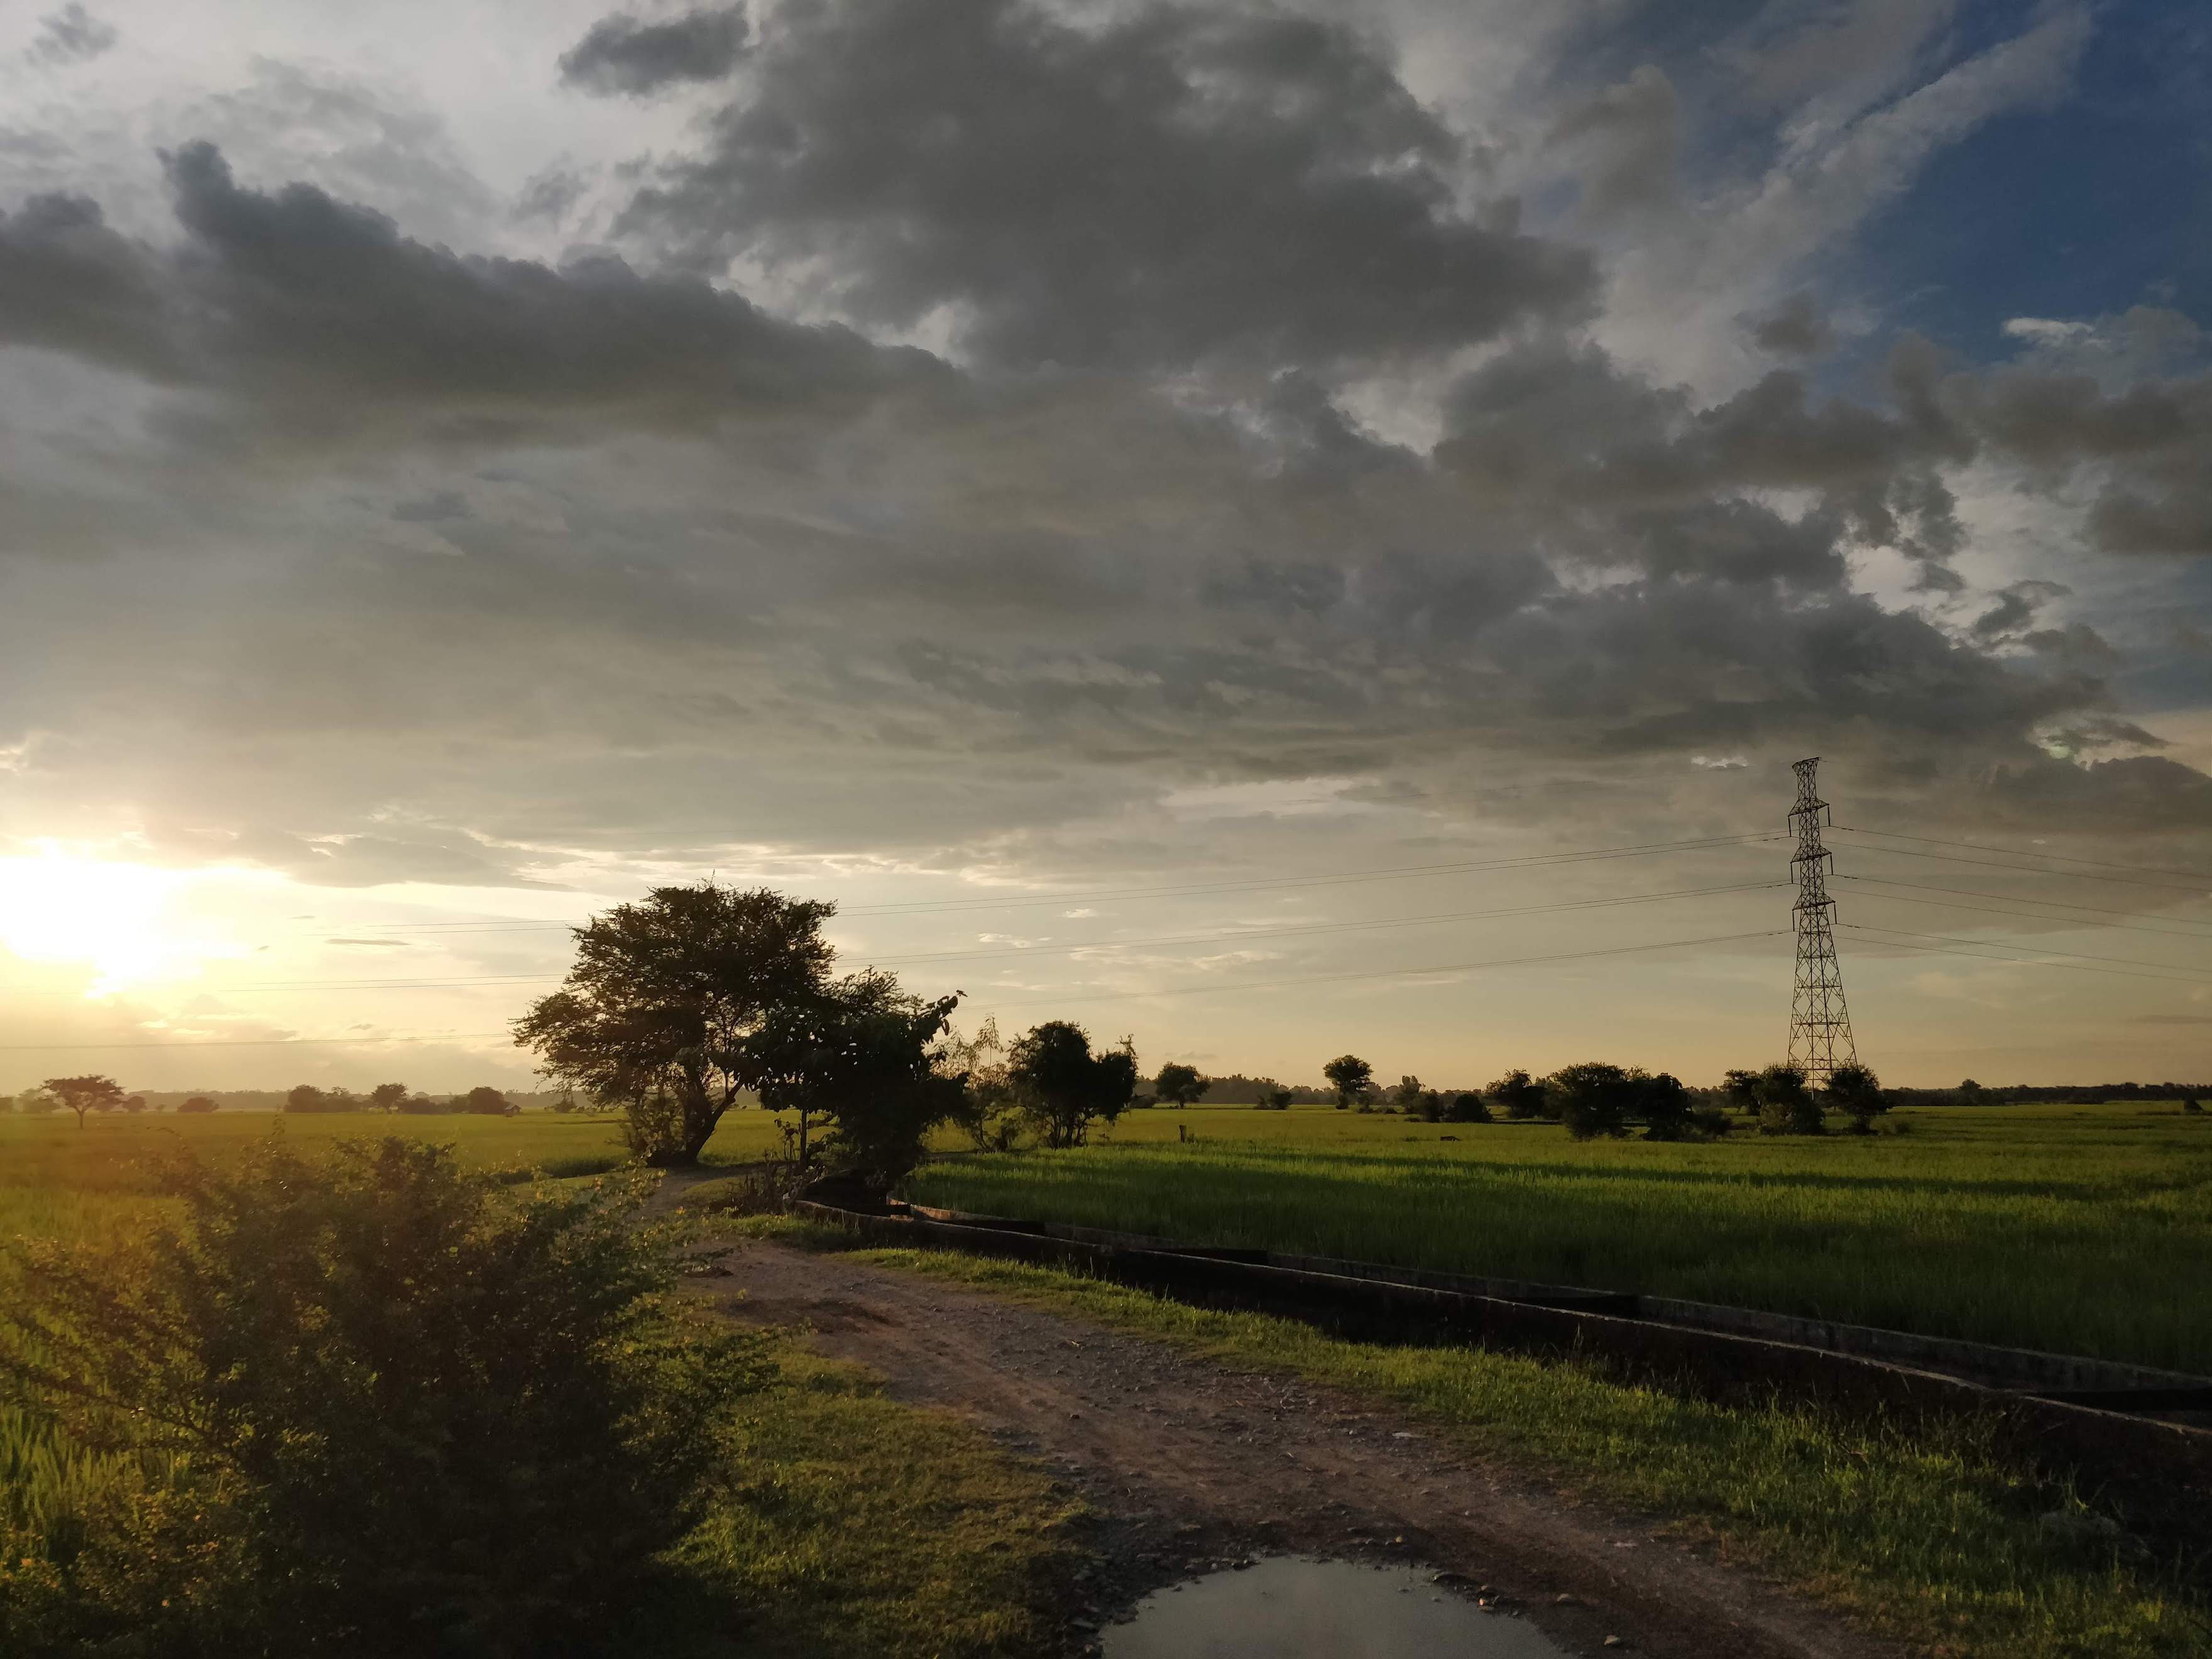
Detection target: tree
<box><xmin>44</xmin><ymin>1074</ymin><xmax>126</xmax><ymax>1129</ymax></box>
<box><xmin>1322</xmin><ymin>1054</ymin><xmax>1373</xmax><ymax>1110</ymax></box>
<box><xmin>463</xmin><ymin>1085</ymin><xmax>513</xmax><ymax>1116</ymax></box>
<box><xmin>369</xmin><ymin>1081</ymin><xmax>409</xmax><ymax>1114</ymax></box>
<box><xmin>1755</xmin><ymin>1063</ymin><xmax>1823</xmax><ymax>1134</ymax></box>
<box><xmin>1256</xmin><ymin>1085</ymin><xmax>1293</xmax><ymax>1111</ymax></box>
<box><xmin>513</xmin><ymin>883</ymin><xmax>838</xmax><ymax>1166</ymax></box>
<box><xmin>1008</xmin><ymin>1021</ymin><xmax>1137</xmax><ymax>1149</ymax></box>
<box><xmin>1486</xmin><ymin>1068</ymin><xmax>1548</xmax><ymax>1120</ymax></box>
<box><xmin>1548</xmin><ymin>1062</ymin><xmax>1634</xmax><ymax>1140</ymax></box>
<box><xmin>16</xmin><ymin>1088</ymin><xmax>60</xmax><ymax>1115</ymax></box>
<box><xmin>1721</xmin><ymin>1068</ymin><xmax>1763</xmax><ymax>1114</ymax></box>
<box><xmin>1824</xmin><ymin>1063</ymin><xmax>1886</xmax><ymax>1133</ymax></box>
<box><xmin>123</xmin><ymin>1093</ymin><xmax>148</xmax><ymax>1115</ymax></box>
<box><xmin>285</xmin><ymin>1083</ymin><xmax>329</xmax><ymax>1114</ymax></box>
<box><xmin>1447</xmin><ymin>1090</ymin><xmax>1492</xmax><ymax>1124</ymax></box>
<box><xmin>1388</xmin><ymin>1074</ymin><xmax>1425</xmax><ymax>1115</ymax></box>
<box><xmin>1632</xmin><ymin>1071</ymin><xmax>1693</xmax><ymax>1140</ymax></box>
<box><xmin>398</xmin><ymin>1092</ymin><xmax>447</xmax><ymax>1114</ymax></box>
<box><xmin>177</xmin><ymin>1095</ymin><xmax>219</xmax><ymax>1114</ymax></box>
<box><xmin>1154</xmin><ymin>1061</ymin><xmax>1210</xmax><ymax>1109</ymax></box>
<box><xmin>755</xmin><ymin>970</ymin><xmax>966</xmax><ymax>1190</ymax></box>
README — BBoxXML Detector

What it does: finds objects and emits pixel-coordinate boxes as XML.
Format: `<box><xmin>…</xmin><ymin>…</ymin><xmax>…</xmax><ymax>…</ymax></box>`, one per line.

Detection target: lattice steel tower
<box><xmin>1788</xmin><ymin>757</ymin><xmax>1857</xmax><ymax>1079</ymax></box>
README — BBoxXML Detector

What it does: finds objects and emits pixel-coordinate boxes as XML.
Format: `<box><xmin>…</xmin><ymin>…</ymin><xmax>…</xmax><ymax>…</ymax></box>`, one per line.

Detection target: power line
<box><xmin>0</xmin><ymin>930</ymin><xmax>1793</xmax><ymax>1044</ymax></box>
<box><xmin>1829</xmin><ymin>835</ymin><xmax>2212</xmax><ymax>896</ymax></box>
<box><xmin>277</xmin><ymin>831</ymin><xmax>1786</xmax><ymax>937</ymax></box>
<box><xmin>1837</xmin><ymin>877</ymin><xmax>2212</xmax><ymax>939</ymax></box>
<box><xmin>985</xmin><ymin>930</ymin><xmax>1790</xmax><ymax>1010</ymax></box>
<box><xmin>0</xmin><ymin>880</ymin><xmax>1788</xmax><ymax>995</ymax></box>
<box><xmin>1832</xmin><ymin>826</ymin><xmax>2212</xmax><ymax>884</ymax></box>
<box><xmin>1841</xmin><ymin>924</ymin><xmax>2212</xmax><ymax>987</ymax></box>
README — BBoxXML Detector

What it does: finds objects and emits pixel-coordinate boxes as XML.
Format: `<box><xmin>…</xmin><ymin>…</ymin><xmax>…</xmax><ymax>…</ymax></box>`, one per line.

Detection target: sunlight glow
<box><xmin>0</xmin><ymin>850</ymin><xmax>251</xmax><ymax>995</ymax></box>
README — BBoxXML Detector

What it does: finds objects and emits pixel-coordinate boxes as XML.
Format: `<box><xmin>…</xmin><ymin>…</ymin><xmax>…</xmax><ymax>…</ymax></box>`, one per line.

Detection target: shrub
<box><xmin>177</xmin><ymin>1095</ymin><xmax>218</xmax><ymax>1114</ymax></box>
<box><xmin>1446</xmin><ymin>1090</ymin><xmax>1492</xmax><ymax>1124</ymax></box>
<box><xmin>1754</xmin><ymin>1064</ymin><xmax>1824</xmax><ymax>1135</ymax></box>
<box><xmin>1548</xmin><ymin>1063</ymin><xmax>1633</xmax><ymax>1141</ymax></box>
<box><xmin>1688</xmin><ymin>1103</ymin><xmax>1733</xmax><ymax>1139</ymax></box>
<box><xmin>1486</xmin><ymin>1069</ymin><xmax>1548</xmax><ymax>1120</ymax></box>
<box><xmin>0</xmin><ymin>1136</ymin><xmax>761</xmax><ymax>1655</ymax></box>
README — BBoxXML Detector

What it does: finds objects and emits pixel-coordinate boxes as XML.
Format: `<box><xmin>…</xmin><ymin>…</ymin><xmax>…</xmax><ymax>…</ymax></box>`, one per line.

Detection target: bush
<box><xmin>1754</xmin><ymin>1063</ymin><xmax>1824</xmax><ymax>1135</ymax></box>
<box><xmin>0</xmin><ymin>1136</ymin><xmax>762</xmax><ymax>1655</ymax></box>
<box><xmin>176</xmin><ymin>1095</ymin><xmax>218</xmax><ymax>1114</ymax></box>
<box><xmin>1445</xmin><ymin>1090</ymin><xmax>1492</xmax><ymax>1124</ymax></box>
<box><xmin>1549</xmin><ymin>1062</ymin><xmax>1633</xmax><ymax>1141</ymax></box>
<box><xmin>1688</xmin><ymin>1104</ymin><xmax>1733</xmax><ymax>1139</ymax></box>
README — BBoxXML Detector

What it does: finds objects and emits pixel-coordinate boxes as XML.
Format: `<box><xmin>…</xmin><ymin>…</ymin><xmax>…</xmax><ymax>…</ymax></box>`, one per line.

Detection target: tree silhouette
<box><xmin>515</xmin><ymin>883</ymin><xmax>836</xmax><ymax>1166</ymax></box>
<box><xmin>43</xmin><ymin>1075</ymin><xmax>125</xmax><ymax>1129</ymax></box>
<box><xmin>1322</xmin><ymin>1054</ymin><xmax>1372</xmax><ymax>1110</ymax></box>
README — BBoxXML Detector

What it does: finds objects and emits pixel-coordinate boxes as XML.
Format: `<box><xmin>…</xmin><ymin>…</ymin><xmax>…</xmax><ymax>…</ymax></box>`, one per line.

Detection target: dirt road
<box><xmin>691</xmin><ymin>1222</ymin><xmax>1894</xmax><ymax>1659</ymax></box>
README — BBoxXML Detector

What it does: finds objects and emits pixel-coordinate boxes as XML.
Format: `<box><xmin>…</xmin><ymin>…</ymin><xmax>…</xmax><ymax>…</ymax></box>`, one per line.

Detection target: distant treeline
<box><xmin>1183</xmin><ymin>1073</ymin><xmax>1333</xmax><ymax>1105</ymax></box>
<box><xmin>0</xmin><ymin>1087</ymin><xmax>569</xmax><ymax>1115</ymax></box>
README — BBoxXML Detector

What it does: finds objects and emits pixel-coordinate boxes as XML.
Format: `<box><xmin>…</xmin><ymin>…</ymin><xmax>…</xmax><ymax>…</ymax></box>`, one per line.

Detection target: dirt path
<box><xmin>685</xmin><ymin>1214</ymin><xmax>1895</xmax><ymax>1659</ymax></box>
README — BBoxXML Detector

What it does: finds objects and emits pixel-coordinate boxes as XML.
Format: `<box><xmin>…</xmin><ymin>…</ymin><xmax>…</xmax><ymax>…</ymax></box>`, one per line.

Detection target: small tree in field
<box><xmin>1633</xmin><ymin>1071</ymin><xmax>1694</xmax><ymax>1140</ymax></box>
<box><xmin>1548</xmin><ymin>1062</ymin><xmax>1634</xmax><ymax>1140</ymax></box>
<box><xmin>1154</xmin><ymin>1062</ymin><xmax>1210</xmax><ymax>1110</ymax></box>
<box><xmin>1009</xmin><ymin>1022</ymin><xmax>1137</xmax><ymax>1149</ymax></box>
<box><xmin>177</xmin><ymin>1095</ymin><xmax>218</xmax><ymax>1115</ymax></box>
<box><xmin>1755</xmin><ymin>1063</ymin><xmax>1823</xmax><ymax>1134</ymax></box>
<box><xmin>1322</xmin><ymin>1054</ymin><xmax>1373</xmax><ymax>1110</ymax></box>
<box><xmin>1256</xmin><ymin>1084</ymin><xmax>1293</xmax><ymax>1111</ymax></box>
<box><xmin>1447</xmin><ymin>1090</ymin><xmax>1492</xmax><ymax>1123</ymax></box>
<box><xmin>1824</xmin><ymin>1063</ymin><xmax>1886</xmax><ymax>1133</ymax></box>
<box><xmin>753</xmin><ymin>969</ymin><xmax>965</xmax><ymax>1183</ymax></box>
<box><xmin>514</xmin><ymin>883</ymin><xmax>837</xmax><ymax>1166</ymax></box>
<box><xmin>369</xmin><ymin>1081</ymin><xmax>409</xmax><ymax>1113</ymax></box>
<box><xmin>44</xmin><ymin>1075</ymin><xmax>126</xmax><ymax>1129</ymax></box>
<box><xmin>1721</xmin><ymin>1068</ymin><xmax>1762</xmax><ymax>1115</ymax></box>
<box><xmin>1388</xmin><ymin>1074</ymin><xmax>1425</xmax><ymax>1115</ymax></box>
<box><xmin>1486</xmin><ymin>1068</ymin><xmax>1548</xmax><ymax>1120</ymax></box>
<box><xmin>463</xmin><ymin>1086</ymin><xmax>513</xmax><ymax>1115</ymax></box>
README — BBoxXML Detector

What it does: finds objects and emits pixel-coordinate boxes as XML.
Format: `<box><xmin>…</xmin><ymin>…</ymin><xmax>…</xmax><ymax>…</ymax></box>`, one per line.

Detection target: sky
<box><xmin>1</xmin><ymin>0</ymin><xmax>2208</xmax><ymax>1095</ymax></box>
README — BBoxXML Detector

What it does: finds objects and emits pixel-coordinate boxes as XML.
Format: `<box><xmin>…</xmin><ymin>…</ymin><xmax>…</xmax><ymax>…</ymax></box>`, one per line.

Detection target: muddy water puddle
<box><xmin>1103</xmin><ymin>1557</ymin><xmax>1574</xmax><ymax>1658</ymax></box>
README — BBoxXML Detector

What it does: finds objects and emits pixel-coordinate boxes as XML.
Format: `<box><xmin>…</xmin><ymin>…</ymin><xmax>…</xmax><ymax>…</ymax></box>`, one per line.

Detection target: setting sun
<box><xmin>0</xmin><ymin>849</ymin><xmax>245</xmax><ymax>994</ymax></box>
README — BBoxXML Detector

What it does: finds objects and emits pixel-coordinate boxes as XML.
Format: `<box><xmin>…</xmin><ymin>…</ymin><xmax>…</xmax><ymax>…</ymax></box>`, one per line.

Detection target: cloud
<box><xmin>1748</xmin><ymin>291</ymin><xmax>1834</xmax><ymax>358</ymax></box>
<box><xmin>2003</xmin><ymin>317</ymin><xmax>2094</xmax><ymax>346</ymax></box>
<box><xmin>26</xmin><ymin>4</ymin><xmax>116</xmax><ymax>67</ymax></box>
<box><xmin>559</xmin><ymin>6</ymin><xmax>750</xmax><ymax>97</ymax></box>
<box><xmin>616</xmin><ymin>0</ymin><xmax>1597</xmax><ymax>370</ymax></box>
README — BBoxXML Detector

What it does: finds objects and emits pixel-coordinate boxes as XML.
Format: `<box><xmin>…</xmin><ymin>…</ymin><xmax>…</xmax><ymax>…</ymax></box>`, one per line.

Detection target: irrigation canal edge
<box><xmin>785</xmin><ymin>1194</ymin><xmax>2212</xmax><ymax>1537</ymax></box>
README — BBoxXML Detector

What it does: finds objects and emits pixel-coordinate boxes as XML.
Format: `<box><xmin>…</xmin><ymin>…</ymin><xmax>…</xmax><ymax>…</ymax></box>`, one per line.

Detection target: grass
<box><xmin>907</xmin><ymin>1102</ymin><xmax>2212</xmax><ymax>1374</ymax></box>
<box><xmin>687</xmin><ymin>1347</ymin><xmax>1080</xmax><ymax>1656</ymax></box>
<box><xmin>742</xmin><ymin>1220</ymin><xmax>2209</xmax><ymax>1659</ymax></box>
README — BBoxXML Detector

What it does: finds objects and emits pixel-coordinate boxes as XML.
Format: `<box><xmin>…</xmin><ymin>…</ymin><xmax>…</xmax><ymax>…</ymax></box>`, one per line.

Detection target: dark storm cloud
<box><xmin>1434</xmin><ymin>339</ymin><xmax>1963</xmax><ymax>588</ymax></box>
<box><xmin>0</xmin><ymin>192</ymin><xmax>175</xmax><ymax>373</ymax></box>
<box><xmin>1947</xmin><ymin>357</ymin><xmax>2212</xmax><ymax>558</ymax></box>
<box><xmin>559</xmin><ymin>6</ymin><xmax>750</xmax><ymax>97</ymax></box>
<box><xmin>1748</xmin><ymin>290</ymin><xmax>1833</xmax><ymax>358</ymax></box>
<box><xmin>615</xmin><ymin>0</ymin><xmax>1596</xmax><ymax>370</ymax></box>
<box><xmin>0</xmin><ymin>143</ymin><xmax>943</xmax><ymax>444</ymax></box>
<box><xmin>26</xmin><ymin>4</ymin><xmax>116</xmax><ymax>67</ymax></box>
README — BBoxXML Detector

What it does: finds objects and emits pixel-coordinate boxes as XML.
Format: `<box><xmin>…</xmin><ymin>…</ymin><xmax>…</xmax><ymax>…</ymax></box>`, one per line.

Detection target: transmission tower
<box><xmin>1787</xmin><ymin>757</ymin><xmax>1858</xmax><ymax>1078</ymax></box>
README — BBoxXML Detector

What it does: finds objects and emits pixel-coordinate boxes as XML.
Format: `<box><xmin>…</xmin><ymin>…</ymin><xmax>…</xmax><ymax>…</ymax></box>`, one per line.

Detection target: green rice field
<box><xmin>908</xmin><ymin>1101</ymin><xmax>2212</xmax><ymax>1375</ymax></box>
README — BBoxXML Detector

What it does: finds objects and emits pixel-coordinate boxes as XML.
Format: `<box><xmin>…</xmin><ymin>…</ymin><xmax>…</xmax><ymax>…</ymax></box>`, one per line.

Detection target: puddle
<box><xmin>1102</xmin><ymin>1557</ymin><xmax>1574</xmax><ymax>1658</ymax></box>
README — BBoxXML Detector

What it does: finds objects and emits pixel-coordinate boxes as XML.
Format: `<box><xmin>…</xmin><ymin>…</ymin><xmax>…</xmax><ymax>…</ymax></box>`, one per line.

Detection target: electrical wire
<box><xmin>1828</xmin><ymin>835</ymin><xmax>2212</xmax><ymax>895</ymax></box>
<box><xmin>287</xmin><ymin>831</ymin><xmax>1787</xmax><ymax>937</ymax></box>
<box><xmin>1836</xmin><ymin>877</ymin><xmax>2212</xmax><ymax>939</ymax></box>
<box><xmin>1831</xmin><ymin>826</ymin><xmax>2212</xmax><ymax>884</ymax></box>
<box><xmin>1841</xmin><ymin>924</ymin><xmax>2212</xmax><ymax>987</ymax></box>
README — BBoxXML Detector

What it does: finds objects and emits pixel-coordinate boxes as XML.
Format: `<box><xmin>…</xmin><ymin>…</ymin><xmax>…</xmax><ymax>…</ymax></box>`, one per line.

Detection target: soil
<box><xmin>679</xmin><ymin>1204</ymin><xmax>1897</xmax><ymax>1659</ymax></box>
